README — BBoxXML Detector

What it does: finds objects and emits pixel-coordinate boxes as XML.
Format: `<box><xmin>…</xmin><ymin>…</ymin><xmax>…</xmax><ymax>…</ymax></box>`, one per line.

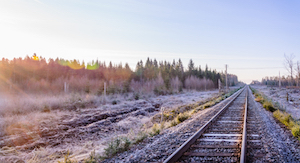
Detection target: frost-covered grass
<box><xmin>0</xmin><ymin>89</ymin><xmax>223</xmax><ymax>162</ymax></box>
<box><xmin>250</xmin><ymin>86</ymin><xmax>300</xmax><ymax>140</ymax></box>
<box><xmin>0</xmin><ymin>93</ymin><xmax>98</xmax><ymax>116</ymax></box>
<box><xmin>273</xmin><ymin>110</ymin><xmax>300</xmax><ymax>139</ymax></box>
<box><xmin>152</xmin><ymin>87</ymin><xmax>243</xmax><ymax>130</ymax></box>
<box><xmin>250</xmin><ymin>87</ymin><xmax>277</xmax><ymax>112</ymax></box>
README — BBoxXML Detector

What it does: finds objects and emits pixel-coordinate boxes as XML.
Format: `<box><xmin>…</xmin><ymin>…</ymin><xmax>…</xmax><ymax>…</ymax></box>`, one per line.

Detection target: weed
<box><xmin>42</xmin><ymin>105</ymin><xmax>51</xmax><ymax>112</ymax></box>
<box><xmin>134</xmin><ymin>131</ymin><xmax>148</xmax><ymax>144</ymax></box>
<box><xmin>104</xmin><ymin>136</ymin><xmax>131</xmax><ymax>158</ymax></box>
<box><xmin>292</xmin><ymin>125</ymin><xmax>300</xmax><ymax>137</ymax></box>
<box><xmin>149</xmin><ymin>123</ymin><xmax>160</xmax><ymax>136</ymax></box>
<box><xmin>84</xmin><ymin>150</ymin><xmax>97</xmax><ymax>163</ymax></box>
<box><xmin>273</xmin><ymin>110</ymin><xmax>292</xmax><ymax>127</ymax></box>
<box><xmin>97</xmin><ymin>86</ymin><xmax>104</xmax><ymax>95</ymax></box>
<box><xmin>112</xmin><ymin>100</ymin><xmax>117</xmax><ymax>105</ymax></box>
<box><xmin>191</xmin><ymin>108</ymin><xmax>197</xmax><ymax>114</ymax></box>
<box><xmin>273</xmin><ymin>110</ymin><xmax>300</xmax><ymax>139</ymax></box>
<box><xmin>255</xmin><ymin>96</ymin><xmax>263</xmax><ymax>102</ymax></box>
<box><xmin>154</xmin><ymin>87</ymin><xmax>166</xmax><ymax>95</ymax></box>
<box><xmin>107</xmin><ymin>86</ymin><xmax>116</xmax><ymax>94</ymax></box>
<box><xmin>179</xmin><ymin>86</ymin><xmax>183</xmax><ymax>92</ymax></box>
<box><xmin>251</xmin><ymin>87</ymin><xmax>277</xmax><ymax>112</ymax></box>
<box><xmin>85</xmin><ymin>85</ymin><xmax>90</xmax><ymax>94</ymax></box>
<box><xmin>203</xmin><ymin>102</ymin><xmax>212</xmax><ymax>109</ymax></box>
<box><xmin>170</xmin><ymin>119</ymin><xmax>178</xmax><ymax>127</ymax></box>
<box><xmin>58</xmin><ymin>150</ymin><xmax>77</xmax><ymax>163</ymax></box>
<box><xmin>263</xmin><ymin>101</ymin><xmax>276</xmax><ymax>112</ymax></box>
<box><xmin>176</xmin><ymin>112</ymin><xmax>190</xmax><ymax>123</ymax></box>
<box><xmin>134</xmin><ymin>94</ymin><xmax>139</xmax><ymax>100</ymax></box>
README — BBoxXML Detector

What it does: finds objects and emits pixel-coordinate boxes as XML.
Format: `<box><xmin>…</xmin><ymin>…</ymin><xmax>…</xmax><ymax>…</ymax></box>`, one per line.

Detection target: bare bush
<box><xmin>184</xmin><ymin>75</ymin><xmax>214</xmax><ymax>91</ymax></box>
<box><xmin>296</xmin><ymin>61</ymin><xmax>300</xmax><ymax>87</ymax></box>
<box><xmin>130</xmin><ymin>72</ymin><xmax>166</xmax><ymax>94</ymax></box>
<box><xmin>170</xmin><ymin>76</ymin><xmax>182</xmax><ymax>93</ymax></box>
<box><xmin>284</xmin><ymin>53</ymin><xmax>295</xmax><ymax>86</ymax></box>
<box><xmin>14</xmin><ymin>76</ymin><xmax>107</xmax><ymax>94</ymax></box>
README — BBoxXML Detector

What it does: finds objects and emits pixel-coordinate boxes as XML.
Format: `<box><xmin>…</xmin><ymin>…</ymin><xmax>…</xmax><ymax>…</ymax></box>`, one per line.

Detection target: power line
<box><xmin>214</xmin><ymin>67</ymin><xmax>285</xmax><ymax>70</ymax></box>
<box><xmin>230</xmin><ymin>67</ymin><xmax>285</xmax><ymax>70</ymax></box>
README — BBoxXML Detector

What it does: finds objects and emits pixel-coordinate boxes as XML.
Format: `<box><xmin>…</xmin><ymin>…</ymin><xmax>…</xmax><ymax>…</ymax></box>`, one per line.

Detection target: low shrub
<box><xmin>112</xmin><ymin>100</ymin><xmax>117</xmax><ymax>105</ymax></box>
<box><xmin>84</xmin><ymin>150</ymin><xmax>97</xmax><ymax>163</ymax></box>
<box><xmin>263</xmin><ymin>101</ymin><xmax>276</xmax><ymax>112</ymax></box>
<box><xmin>98</xmin><ymin>130</ymin><xmax>149</xmax><ymax>160</ymax></box>
<box><xmin>203</xmin><ymin>102</ymin><xmax>212</xmax><ymax>109</ymax></box>
<box><xmin>255</xmin><ymin>96</ymin><xmax>263</xmax><ymax>102</ymax></box>
<box><xmin>134</xmin><ymin>94</ymin><xmax>139</xmax><ymax>100</ymax></box>
<box><xmin>170</xmin><ymin>119</ymin><xmax>178</xmax><ymax>127</ymax></box>
<box><xmin>104</xmin><ymin>137</ymin><xmax>131</xmax><ymax>158</ymax></box>
<box><xmin>58</xmin><ymin>151</ymin><xmax>77</xmax><ymax>163</ymax></box>
<box><xmin>107</xmin><ymin>86</ymin><xmax>117</xmax><ymax>94</ymax></box>
<box><xmin>251</xmin><ymin>87</ymin><xmax>277</xmax><ymax>112</ymax></box>
<box><xmin>84</xmin><ymin>85</ymin><xmax>90</xmax><ymax>94</ymax></box>
<box><xmin>176</xmin><ymin>112</ymin><xmax>190</xmax><ymax>123</ymax></box>
<box><xmin>153</xmin><ymin>87</ymin><xmax>166</xmax><ymax>95</ymax></box>
<box><xmin>42</xmin><ymin>105</ymin><xmax>51</xmax><ymax>112</ymax></box>
<box><xmin>149</xmin><ymin>123</ymin><xmax>160</xmax><ymax>136</ymax></box>
<box><xmin>292</xmin><ymin>125</ymin><xmax>300</xmax><ymax>138</ymax></box>
<box><xmin>273</xmin><ymin>110</ymin><xmax>293</xmax><ymax>127</ymax></box>
<box><xmin>273</xmin><ymin>110</ymin><xmax>300</xmax><ymax>140</ymax></box>
<box><xmin>134</xmin><ymin>131</ymin><xmax>148</xmax><ymax>144</ymax></box>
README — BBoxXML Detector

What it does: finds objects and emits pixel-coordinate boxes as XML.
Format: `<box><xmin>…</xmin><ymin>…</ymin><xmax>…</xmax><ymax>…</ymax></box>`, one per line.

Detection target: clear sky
<box><xmin>1</xmin><ymin>0</ymin><xmax>300</xmax><ymax>84</ymax></box>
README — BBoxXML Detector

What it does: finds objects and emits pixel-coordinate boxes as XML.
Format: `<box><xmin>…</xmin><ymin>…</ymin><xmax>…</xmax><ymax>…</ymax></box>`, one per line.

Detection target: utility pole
<box><xmin>218</xmin><ymin>79</ymin><xmax>221</xmax><ymax>93</ymax></box>
<box><xmin>279</xmin><ymin>71</ymin><xmax>281</xmax><ymax>89</ymax></box>
<box><xmin>225</xmin><ymin>64</ymin><xmax>228</xmax><ymax>92</ymax></box>
<box><xmin>64</xmin><ymin>82</ymin><xmax>68</xmax><ymax>93</ymax></box>
<box><xmin>103</xmin><ymin>82</ymin><xmax>107</xmax><ymax>104</ymax></box>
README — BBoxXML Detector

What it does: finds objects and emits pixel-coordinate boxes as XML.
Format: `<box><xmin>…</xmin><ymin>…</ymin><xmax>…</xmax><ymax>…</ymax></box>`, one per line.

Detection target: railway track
<box><xmin>164</xmin><ymin>86</ymin><xmax>263</xmax><ymax>163</ymax></box>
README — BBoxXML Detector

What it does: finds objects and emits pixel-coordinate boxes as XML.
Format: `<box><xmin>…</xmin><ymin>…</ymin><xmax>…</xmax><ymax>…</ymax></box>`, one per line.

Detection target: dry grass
<box><xmin>0</xmin><ymin>91</ymin><xmax>159</xmax><ymax>162</ymax></box>
<box><xmin>250</xmin><ymin>87</ymin><xmax>300</xmax><ymax>140</ymax></box>
<box><xmin>0</xmin><ymin>109</ymin><xmax>64</xmax><ymax>138</ymax></box>
<box><xmin>0</xmin><ymin>93</ymin><xmax>100</xmax><ymax>117</ymax></box>
<box><xmin>0</xmin><ymin>87</ymin><xmax>226</xmax><ymax>162</ymax></box>
<box><xmin>273</xmin><ymin>110</ymin><xmax>300</xmax><ymax>139</ymax></box>
<box><xmin>250</xmin><ymin>87</ymin><xmax>277</xmax><ymax>112</ymax></box>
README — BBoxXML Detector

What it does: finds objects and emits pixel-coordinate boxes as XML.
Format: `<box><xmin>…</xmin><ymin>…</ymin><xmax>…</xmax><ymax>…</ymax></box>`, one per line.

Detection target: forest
<box><xmin>0</xmin><ymin>54</ymin><xmax>238</xmax><ymax>94</ymax></box>
<box><xmin>261</xmin><ymin>54</ymin><xmax>300</xmax><ymax>87</ymax></box>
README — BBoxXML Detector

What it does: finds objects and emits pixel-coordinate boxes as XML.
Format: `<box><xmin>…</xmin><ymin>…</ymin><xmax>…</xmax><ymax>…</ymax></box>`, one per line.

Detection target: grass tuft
<box><xmin>263</xmin><ymin>101</ymin><xmax>276</xmax><ymax>112</ymax></box>
<box><xmin>273</xmin><ymin>109</ymin><xmax>300</xmax><ymax>140</ymax></box>
<box><xmin>176</xmin><ymin>112</ymin><xmax>190</xmax><ymax>123</ymax></box>
<box><xmin>133</xmin><ymin>131</ymin><xmax>148</xmax><ymax>144</ymax></box>
<box><xmin>251</xmin><ymin>86</ymin><xmax>300</xmax><ymax>141</ymax></box>
<box><xmin>149</xmin><ymin>123</ymin><xmax>160</xmax><ymax>136</ymax></box>
<box><xmin>292</xmin><ymin>125</ymin><xmax>300</xmax><ymax>138</ymax></box>
<box><xmin>84</xmin><ymin>150</ymin><xmax>97</xmax><ymax>163</ymax></box>
<box><xmin>250</xmin><ymin>87</ymin><xmax>277</xmax><ymax>112</ymax></box>
<box><xmin>58</xmin><ymin>150</ymin><xmax>77</xmax><ymax>163</ymax></box>
<box><xmin>104</xmin><ymin>136</ymin><xmax>131</xmax><ymax>158</ymax></box>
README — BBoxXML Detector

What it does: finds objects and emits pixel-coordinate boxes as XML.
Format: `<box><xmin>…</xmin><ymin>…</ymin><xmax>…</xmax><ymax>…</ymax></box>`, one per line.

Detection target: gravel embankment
<box><xmin>103</xmin><ymin>86</ymin><xmax>300</xmax><ymax>163</ymax></box>
<box><xmin>247</xmin><ymin>87</ymin><xmax>300</xmax><ymax>162</ymax></box>
<box><xmin>102</xmin><ymin>90</ymin><xmax>242</xmax><ymax>162</ymax></box>
<box><xmin>251</xmin><ymin>85</ymin><xmax>300</xmax><ymax>120</ymax></box>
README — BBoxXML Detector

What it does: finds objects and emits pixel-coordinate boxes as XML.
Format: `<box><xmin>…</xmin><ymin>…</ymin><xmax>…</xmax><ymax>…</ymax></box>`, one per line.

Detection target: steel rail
<box><xmin>163</xmin><ymin>86</ymin><xmax>246</xmax><ymax>163</ymax></box>
<box><xmin>240</xmin><ymin>86</ymin><xmax>248</xmax><ymax>163</ymax></box>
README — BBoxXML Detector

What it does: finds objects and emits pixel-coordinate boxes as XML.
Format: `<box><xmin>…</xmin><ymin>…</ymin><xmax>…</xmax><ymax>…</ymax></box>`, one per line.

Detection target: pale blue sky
<box><xmin>1</xmin><ymin>0</ymin><xmax>300</xmax><ymax>83</ymax></box>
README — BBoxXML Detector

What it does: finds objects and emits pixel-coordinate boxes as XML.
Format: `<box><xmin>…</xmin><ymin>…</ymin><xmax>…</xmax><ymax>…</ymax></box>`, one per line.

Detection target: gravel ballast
<box><xmin>247</xmin><ymin>87</ymin><xmax>300</xmax><ymax>162</ymax></box>
<box><xmin>102</xmin><ymin>90</ymin><xmax>242</xmax><ymax>162</ymax></box>
<box><xmin>102</xmin><ymin>86</ymin><xmax>300</xmax><ymax>162</ymax></box>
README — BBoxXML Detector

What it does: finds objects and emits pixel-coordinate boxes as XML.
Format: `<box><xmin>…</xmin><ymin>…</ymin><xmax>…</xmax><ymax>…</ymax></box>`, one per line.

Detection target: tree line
<box><xmin>261</xmin><ymin>54</ymin><xmax>300</xmax><ymax>87</ymax></box>
<box><xmin>0</xmin><ymin>55</ymin><xmax>238</xmax><ymax>94</ymax></box>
